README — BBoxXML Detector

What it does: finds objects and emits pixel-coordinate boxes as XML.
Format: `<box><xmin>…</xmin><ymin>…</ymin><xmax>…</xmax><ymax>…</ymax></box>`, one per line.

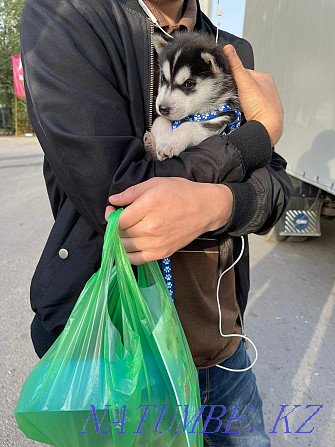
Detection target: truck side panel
<box><xmin>243</xmin><ymin>0</ymin><xmax>335</xmax><ymax>194</ymax></box>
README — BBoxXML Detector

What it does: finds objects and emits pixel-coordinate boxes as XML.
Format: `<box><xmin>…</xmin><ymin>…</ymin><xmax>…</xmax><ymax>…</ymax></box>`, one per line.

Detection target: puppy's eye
<box><xmin>160</xmin><ymin>72</ymin><xmax>167</xmax><ymax>83</ymax></box>
<box><xmin>183</xmin><ymin>79</ymin><xmax>195</xmax><ymax>88</ymax></box>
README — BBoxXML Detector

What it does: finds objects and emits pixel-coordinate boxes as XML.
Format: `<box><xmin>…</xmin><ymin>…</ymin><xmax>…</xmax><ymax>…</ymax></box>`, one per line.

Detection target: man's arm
<box><xmin>21</xmin><ymin>0</ymin><xmax>271</xmax><ymax>235</ymax></box>
<box><xmin>213</xmin><ymin>46</ymin><xmax>292</xmax><ymax>236</ymax></box>
<box><xmin>106</xmin><ymin>150</ymin><xmax>292</xmax><ymax>265</ymax></box>
<box><xmin>107</xmin><ymin>48</ymin><xmax>292</xmax><ymax>264</ymax></box>
<box><xmin>213</xmin><ymin>150</ymin><xmax>293</xmax><ymax>237</ymax></box>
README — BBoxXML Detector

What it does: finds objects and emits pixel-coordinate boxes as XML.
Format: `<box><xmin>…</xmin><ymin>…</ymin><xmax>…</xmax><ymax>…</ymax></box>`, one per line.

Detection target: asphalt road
<box><xmin>0</xmin><ymin>137</ymin><xmax>334</xmax><ymax>447</ymax></box>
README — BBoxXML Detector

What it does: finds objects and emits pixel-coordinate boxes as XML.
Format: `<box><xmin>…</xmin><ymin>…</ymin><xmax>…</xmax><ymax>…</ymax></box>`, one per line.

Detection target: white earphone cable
<box><xmin>215</xmin><ymin>236</ymin><xmax>258</xmax><ymax>372</ymax></box>
<box><xmin>138</xmin><ymin>0</ymin><xmax>174</xmax><ymax>39</ymax></box>
<box><xmin>216</xmin><ymin>1</ymin><xmax>222</xmax><ymax>43</ymax></box>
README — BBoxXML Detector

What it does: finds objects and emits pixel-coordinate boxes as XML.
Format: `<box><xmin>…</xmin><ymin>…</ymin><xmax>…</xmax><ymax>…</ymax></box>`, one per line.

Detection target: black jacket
<box><xmin>21</xmin><ymin>0</ymin><xmax>292</xmax><ymax>337</ymax></box>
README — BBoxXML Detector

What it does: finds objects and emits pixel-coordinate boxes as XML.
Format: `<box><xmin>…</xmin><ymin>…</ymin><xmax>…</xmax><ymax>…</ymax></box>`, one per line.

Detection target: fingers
<box><xmin>119</xmin><ymin>202</ymin><xmax>147</xmax><ymax>231</ymax></box>
<box><xmin>119</xmin><ymin>235</ymin><xmax>144</xmax><ymax>253</ymax></box>
<box><xmin>105</xmin><ymin>205</ymin><xmax>116</xmax><ymax>222</ymax></box>
<box><xmin>108</xmin><ymin>178</ymin><xmax>170</xmax><ymax>230</ymax></box>
<box><xmin>126</xmin><ymin>251</ymin><xmax>154</xmax><ymax>265</ymax></box>
<box><xmin>246</xmin><ymin>69</ymin><xmax>265</xmax><ymax>80</ymax></box>
<box><xmin>120</xmin><ymin>237</ymin><xmax>168</xmax><ymax>265</ymax></box>
<box><xmin>124</xmin><ymin>247</ymin><xmax>171</xmax><ymax>265</ymax></box>
<box><xmin>248</xmin><ymin>69</ymin><xmax>274</xmax><ymax>86</ymax></box>
<box><xmin>223</xmin><ymin>45</ymin><xmax>254</xmax><ymax>86</ymax></box>
<box><xmin>108</xmin><ymin>178</ymin><xmax>162</xmax><ymax>207</ymax></box>
<box><xmin>108</xmin><ymin>184</ymin><xmax>140</xmax><ymax>206</ymax></box>
<box><xmin>108</xmin><ymin>183</ymin><xmax>150</xmax><ymax>229</ymax></box>
<box><xmin>105</xmin><ymin>200</ymin><xmax>146</xmax><ymax>230</ymax></box>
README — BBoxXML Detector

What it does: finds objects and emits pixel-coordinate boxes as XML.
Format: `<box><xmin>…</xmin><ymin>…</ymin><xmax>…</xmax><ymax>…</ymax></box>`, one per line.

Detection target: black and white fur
<box><xmin>144</xmin><ymin>32</ymin><xmax>241</xmax><ymax>269</ymax></box>
<box><xmin>144</xmin><ymin>32</ymin><xmax>241</xmax><ymax>161</ymax></box>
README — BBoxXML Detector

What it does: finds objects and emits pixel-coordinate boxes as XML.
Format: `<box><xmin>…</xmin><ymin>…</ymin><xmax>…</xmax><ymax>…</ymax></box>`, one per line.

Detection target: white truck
<box><xmin>243</xmin><ymin>0</ymin><xmax>335</xmax><ymax>241</ymax></box>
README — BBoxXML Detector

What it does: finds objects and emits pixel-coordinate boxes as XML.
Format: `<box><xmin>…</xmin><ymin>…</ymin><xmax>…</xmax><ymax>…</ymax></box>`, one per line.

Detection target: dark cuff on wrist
<box><xmin>227</xmin><ymin>120</ymin><xmax>272</xmax><ymax>172</ymax></box>
<box><xmin>212</xmin><ymin>181</ymin><xmax>257</xmax><ymax>236</ymax></box>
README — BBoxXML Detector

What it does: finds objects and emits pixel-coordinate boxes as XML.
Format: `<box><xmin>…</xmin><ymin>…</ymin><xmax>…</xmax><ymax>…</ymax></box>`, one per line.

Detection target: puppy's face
<box><xmin>154</xmin><ymin>34</ymin><xmax>236</xmax><ymax>121</ymax></box>
<box><xmin>156</xmin><ymin>55</ymin><xmax>224</xmax><ymax>121</ymax></box>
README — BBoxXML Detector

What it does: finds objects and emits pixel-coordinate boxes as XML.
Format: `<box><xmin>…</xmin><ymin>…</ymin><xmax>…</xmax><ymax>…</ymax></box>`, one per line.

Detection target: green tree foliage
<box><xmin>0</xmin><ymin>0</ymin><xmax>33</xmax><ymax>134</ymax></box>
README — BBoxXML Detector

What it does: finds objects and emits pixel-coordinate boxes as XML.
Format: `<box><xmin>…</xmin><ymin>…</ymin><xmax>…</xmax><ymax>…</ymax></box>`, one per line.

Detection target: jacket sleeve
<box><xmin>20</xmin><ymin>0</ymin><xmax>272</xmax><ymax>235</ymax></box>
<box><xmin>212</xmin><ymin>148</ymin><xmax>293</xmax><ymax>237</ymax></box>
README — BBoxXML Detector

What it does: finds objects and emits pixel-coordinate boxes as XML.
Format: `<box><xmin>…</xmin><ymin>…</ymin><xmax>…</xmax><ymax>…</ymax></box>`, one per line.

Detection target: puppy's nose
<box><xmin>159</xmin><ymin>105</ymin><xmax>170</xmax><ymax>116</ymax></box>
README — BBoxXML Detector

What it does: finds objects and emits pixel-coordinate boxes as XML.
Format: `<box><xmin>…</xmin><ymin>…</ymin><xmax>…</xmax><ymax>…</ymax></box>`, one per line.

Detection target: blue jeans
<box><xmin>198</xmin><ymin>340</ymin><xmax>271</xmax><ymax>447</ymax></box>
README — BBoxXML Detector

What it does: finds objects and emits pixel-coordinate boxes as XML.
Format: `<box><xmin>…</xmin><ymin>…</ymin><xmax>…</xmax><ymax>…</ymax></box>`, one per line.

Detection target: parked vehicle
<box><xmin>243</xmin><ymin>0</ymin><xmax>335</xmax><ymax>241</ymax></box>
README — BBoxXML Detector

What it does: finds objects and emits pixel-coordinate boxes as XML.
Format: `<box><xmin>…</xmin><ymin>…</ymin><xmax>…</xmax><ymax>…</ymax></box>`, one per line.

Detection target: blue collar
<box><xmin>171</xmin><ymin>104</ymin><xmax>242</xmax><ymax>135</ymax></box>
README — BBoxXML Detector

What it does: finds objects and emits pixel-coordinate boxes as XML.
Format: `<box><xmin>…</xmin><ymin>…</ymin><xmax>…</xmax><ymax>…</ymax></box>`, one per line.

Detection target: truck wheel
<box><xmin>263</xmin><ymin>224</ymin><xmax>287</xmax><ymax>242</ymax></box>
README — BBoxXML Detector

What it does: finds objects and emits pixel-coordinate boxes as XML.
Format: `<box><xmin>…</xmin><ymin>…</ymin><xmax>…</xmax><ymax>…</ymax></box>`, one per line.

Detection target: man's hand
<box><xmin>223</xmin><ymin>44</ymin><xmax>284</xmax><ymax>146</ymax></box>
<box><xmin>105</xmin><ymin>177</ymin><xmax>233</xmax><ymax>265</ymax></box>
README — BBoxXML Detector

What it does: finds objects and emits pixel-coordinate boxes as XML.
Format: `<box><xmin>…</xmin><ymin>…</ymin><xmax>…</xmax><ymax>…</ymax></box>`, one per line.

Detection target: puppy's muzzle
<box><xmin>159</xmin><ymin>104</ymin><xmax>170</xmax><ymax>116</ymax></box>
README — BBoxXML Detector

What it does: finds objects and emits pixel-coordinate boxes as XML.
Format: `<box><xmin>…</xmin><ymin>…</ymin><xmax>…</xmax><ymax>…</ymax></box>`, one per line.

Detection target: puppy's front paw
<box><xmin>156</xmin><ymin>143</ymin><xmax>174</xmax><ymax>161</ymax></box>
<box><xmin>156</xmin><ymin>141</ymin><xmax>185</xmax><ymax>160</ymax></box>
<box><xmin>143</xmin><ymin>131</ymin><xmax>157</xmax><ymax>158</ymax></box>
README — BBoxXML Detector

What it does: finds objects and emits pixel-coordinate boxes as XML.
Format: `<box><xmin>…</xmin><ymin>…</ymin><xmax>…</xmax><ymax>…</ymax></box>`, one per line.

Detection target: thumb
<box><xmin>223</xmin><ymin>44</ymin><xmax>251</xmax><ymax>85</ymax></box>
<box><xmin>108</xmin><ymin>178</ymin><xmax>157</xmax><ymax>206</ymax></box>
<box><xmin>108</xmin><ymin>185</ymin><xmax>141</xmax><ymax>206</ymax></box>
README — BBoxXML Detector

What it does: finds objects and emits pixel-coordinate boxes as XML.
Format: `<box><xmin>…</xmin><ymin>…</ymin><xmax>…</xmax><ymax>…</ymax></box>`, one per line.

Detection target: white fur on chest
<box><xmin>144</xmin><ymin>116</ymin><xmax>216</xmax><ymax>161</ymax></box>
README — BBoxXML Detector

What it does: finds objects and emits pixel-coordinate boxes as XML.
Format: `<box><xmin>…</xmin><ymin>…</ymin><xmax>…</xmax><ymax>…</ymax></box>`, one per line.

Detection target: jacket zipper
<box><xmin>148</xmin><ymin>22</ymin><xmax>155</xmax><ymax>132</ymax></box>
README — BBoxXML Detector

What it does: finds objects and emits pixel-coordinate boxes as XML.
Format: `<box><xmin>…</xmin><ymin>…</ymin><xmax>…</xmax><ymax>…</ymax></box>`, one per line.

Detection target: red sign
<box><xmin>12</xmin><ymin>55</ymin><xmax>25</xmax><ymax>98</ymax></box>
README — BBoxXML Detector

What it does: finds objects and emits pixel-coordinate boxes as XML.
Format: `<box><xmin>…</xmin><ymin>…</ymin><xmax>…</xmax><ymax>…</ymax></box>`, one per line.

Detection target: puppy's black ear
<box><xmin>201</xmin><ymin>52</ymin><xmax>222</xmax><ymax>77</ymax></box>
<box><xmin>152</xmin><ymin>34</ymin><xmax>169</xmax><ymax>54</ymax></box>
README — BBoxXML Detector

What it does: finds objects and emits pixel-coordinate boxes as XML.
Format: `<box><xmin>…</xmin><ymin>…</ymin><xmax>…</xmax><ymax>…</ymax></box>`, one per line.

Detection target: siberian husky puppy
<box><xmin>144</xmin><ymin>32</ymin><xmax>241</xmax><ymax>161</ymax></box>
<box><xmin>144</xmin><ymin>32</ymin><xmax>242</xmax><ymax>269</ymax></box>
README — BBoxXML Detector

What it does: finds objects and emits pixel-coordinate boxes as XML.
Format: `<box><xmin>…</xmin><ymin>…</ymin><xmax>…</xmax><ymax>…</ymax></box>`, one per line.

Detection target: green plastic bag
<box><xmin>15</xmin><ymin>209</ymin><xmax>203</xmax><ymax>446</ymax></box>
